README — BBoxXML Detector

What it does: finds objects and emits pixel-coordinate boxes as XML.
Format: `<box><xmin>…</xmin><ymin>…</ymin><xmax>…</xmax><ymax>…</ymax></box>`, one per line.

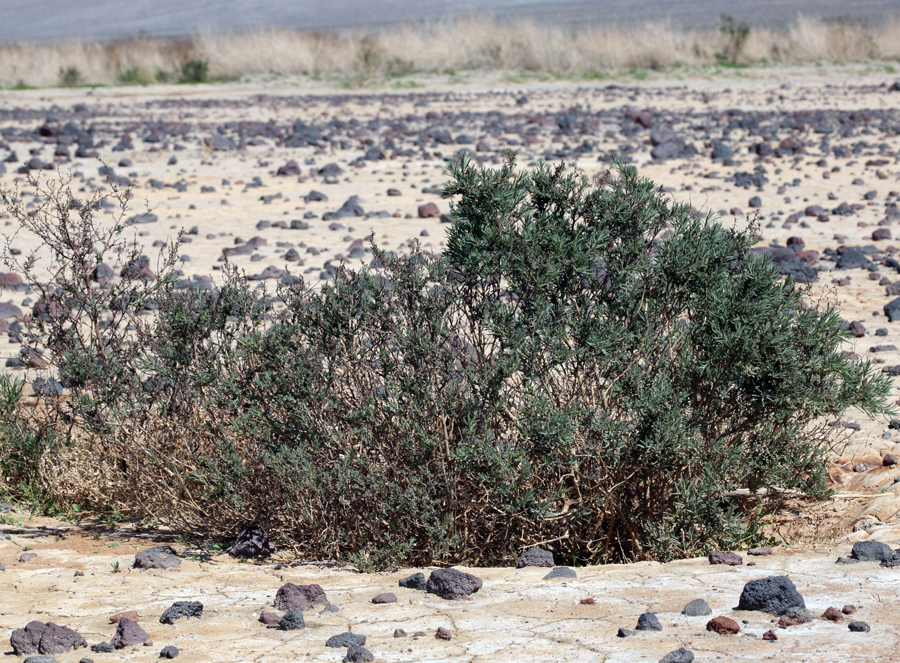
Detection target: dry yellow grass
<box><xmin>0</xmin><ymin>14</ymin><xmax>898</xmax><ymax>88</ymax></box>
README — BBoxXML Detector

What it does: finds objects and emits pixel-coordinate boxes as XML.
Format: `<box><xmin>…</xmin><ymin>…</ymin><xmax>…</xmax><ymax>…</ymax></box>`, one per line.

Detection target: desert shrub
<box><xmin>179</xmin><ymin>59</ymin><xmax>209</xmax><ymax>83</ymax></box>
<box><xmin>717</xmin><ymin>14</ymin><xmax>751</xmax><ymax>64</ymax></box>
<box><xmin>58</xmin><ymin>67</ymin><xmax>83</xmax><ymax>87</ymax></box>
<box><xmin>117</xmin><ymin>66</ymin><xmax>153</xmax><ymax>86</ymax></box>
<box><xmin>0</xmin><ymin>156</ymin><xmax>891</xmax><ymax>567</ymax></box>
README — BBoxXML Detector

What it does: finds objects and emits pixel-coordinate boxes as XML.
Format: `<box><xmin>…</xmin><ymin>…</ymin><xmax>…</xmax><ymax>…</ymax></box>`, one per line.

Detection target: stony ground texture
<box><xmin>3</xmin><ymin>67</ymin><xmax>900</xmax><ymax>661</ymax></box>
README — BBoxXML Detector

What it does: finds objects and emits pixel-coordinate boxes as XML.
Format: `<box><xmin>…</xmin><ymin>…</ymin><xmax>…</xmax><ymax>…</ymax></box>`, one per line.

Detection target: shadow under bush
<box><xmin>0</xmin><ymin>156</ymin><xmax>892</xmax><ymax>568</ymax></box>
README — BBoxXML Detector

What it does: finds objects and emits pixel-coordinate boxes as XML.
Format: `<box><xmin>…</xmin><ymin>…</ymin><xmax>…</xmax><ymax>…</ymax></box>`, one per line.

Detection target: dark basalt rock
<box><xmin>278</xmin><ymin>610</ymin><xmax>305</xmax><ymax>631</ymax></box>
<box><xmin>682</xmin><ymin>599</ymin><xmax>712</xmax><ymax>616</ymax></box>
<box><xmin>516</xmin><ymin>546</ymin><xmax>554</xmax><ymax>568</ymax></box>
<box><xmin>227</xmin><ymin>525</ymin><xmax>276</xmax><ymax>558</ymax></box>
<box><xmin>134</xmin><ymin>546</ymin><xmax>181</xmax><ymax>570</ymax></box>
<box><xmin>159</xmin><ymin>601</ymin><xmax>203</xmax><ymax>625</ymax></box>
<box><xmin>850</xmin><ymin>540</ymin><xmax>893</xmax><ymax>563</ymax></box>
<box><xmin>110</xmin><ymin>618</ymin><xmax>151</xmax><ymax>649</ymax></box>
<box><xmin>426</xmin><ymin>568</ymin><xmax>483</xmax><ymax>599</ymax></box>
<box><xmin>737</xmin><ymin>575</ymin><xmax>806</xmax><ymax>616</ymax></box>
<box><xmin>274</xmin><ymin>583</ymin><xmax>329</xmax><ymax>611</ymax></box>
<box><xmin>398</xmin><ymin>572</ymin><xmax>427</xmax><ymax>591</ymax></box>
<box><xmin>543</xmin><ymin>566</ymin><xmax>577</xmax><ymax>580</ymax></box>
<box><xmin>326</xmin><ymin>632</ymin><xmax>366</xmax><ymax>648</ymax></box>
<box><xmin>636</xmin><ymin>612</ymin><xmax>662</xmax><ymax>631</ymax></box>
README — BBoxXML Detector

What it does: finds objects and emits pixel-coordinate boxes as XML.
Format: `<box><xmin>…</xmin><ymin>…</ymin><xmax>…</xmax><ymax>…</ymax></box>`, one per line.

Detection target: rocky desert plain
<box><xmin>3</xmin><ymin>66</ymin><xmax>900</xmax><ymax>662</ymax></box>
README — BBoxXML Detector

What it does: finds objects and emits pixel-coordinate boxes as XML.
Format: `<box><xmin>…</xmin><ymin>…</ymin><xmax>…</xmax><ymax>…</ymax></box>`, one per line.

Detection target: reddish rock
<box><xmin>883</xmin><ymin>454</ymin><xmax>898</xmax><ymax>466</ymax></box>
<box><xmin>706</xmin><ymin>616</ymin><xmax>740</xmax><ymax>634</ymax></box>
<box><xmin>874</xmin><ymin>228</ymin><xmax>892</xmax><ymax>241</ymax></box>
<box><xmin>0</xmin><ymin>272</ymin><xmax>23</xmax><ymax>288</ymax></box>
<box><xmin>748</xmin><ymin>546</ymin><xmax>773</xmax><ymax>556</ymax></box>
<box><xmin>393</xmin><ymin>629</ymin><xmax>407</xmax><ymax>637</ymax></box>
<box><xmin>435</xmin><ymin>627</ymin><xmax>452</xmax><ymax>640</ymax></box>
<box><xmin>580</xmin><ymin>598</ymin><xmax>596</xmax><ymax>605</ymax></box>
<box><xmin>110</xmin><ymin>617</ymin><xmax>151</xmax><ymax>649</ymax></box>
<box><xmin>708</xmin><ymin>551</ymin><xmax>743</xmax><ymax>566</ymax></box>
<box><xmin>109</xmin><ymin>611</ymin><xmax>139</xmax><ymax>624</ymax></box>
<box><xmin>823</xmin><ymin>606</ymin><xmax>844</xmax><ymax>622</ymax></box>
<box><xmin>27</xmin><ymin>353</ymin><xmax>48</xmax><ymax>369</ymax></box>
<box><xmin>258</xmin><ymin>612</ymin><xmax>281</xmax><ymax>627</ymax></box>
<box><xmin>843</xmin><ymin>605</ymin><xmax>857</xmax><ymax>615</ymax></box>
<box><xmin>372</xmin><ymin>592</ymin><xmax>397</xmax><ymax>604</ymax></box>
<box><xmin>274</xmin><ymin>583</ymin><xmax>329</xmax><ymax>611</ymax></box>
<box><xmin>762</xmin><ymin>629</ymin><xmax>778</xmax><ymax>641</ymax></box>
<box><xmin>418</xmin><ymin>202</ymin><xmax>441</xmax><ymax>218</ymax></box>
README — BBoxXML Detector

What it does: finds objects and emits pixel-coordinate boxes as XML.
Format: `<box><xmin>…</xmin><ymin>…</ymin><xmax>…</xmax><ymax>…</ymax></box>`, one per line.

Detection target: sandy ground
<box><xmin>1</xmin><ymin>65</ymin><xmax>900</xmax><ymax>661</ymax></box>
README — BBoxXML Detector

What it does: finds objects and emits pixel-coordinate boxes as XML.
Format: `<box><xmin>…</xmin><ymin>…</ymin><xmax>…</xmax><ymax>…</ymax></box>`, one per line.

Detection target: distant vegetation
<box><xmin>0</xmin><ymin>14</ymin><xmax>898</xmax><ymax>88</ymax></box>
<box><xmin>0</xmin><ymin>158</ymin><xmax>891</xmax><ymax>569</ymax></box>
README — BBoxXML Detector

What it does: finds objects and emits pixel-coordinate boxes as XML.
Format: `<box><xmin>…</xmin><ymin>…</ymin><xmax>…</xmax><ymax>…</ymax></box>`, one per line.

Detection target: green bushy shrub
<box><xmin>0</xmin><ymin>157</ymin><xmax>891</xmax><ymax>567</ymax></box>
<box><xmin>179</xmin><ymin>60</ymin><xmax>209</xmax><ymax>83</ymax></box>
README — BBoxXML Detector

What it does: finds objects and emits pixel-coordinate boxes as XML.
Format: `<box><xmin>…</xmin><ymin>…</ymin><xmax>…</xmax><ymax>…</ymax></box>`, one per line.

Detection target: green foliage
<box><xmin>0</xmin><ymin>156</ymin><xmax>892</xmax><ymax>568</ymax></box>
<box><xmin>59</xmin><ymin>67</ymin><xmax>83</xmax><ymax>88</ymax></box>
<box><xmin>179</xmin><ymin>60</ymin><xmax>209</xmax><ymax>84</ymax></box>
<box><xmin>118</xmin><ymin>67</ymin><xmax>153</xmax><ymax>86</ymax></box>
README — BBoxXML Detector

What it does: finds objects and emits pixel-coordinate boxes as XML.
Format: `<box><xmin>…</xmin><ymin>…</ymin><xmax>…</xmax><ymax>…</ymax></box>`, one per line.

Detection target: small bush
<box><xmin>118</xmin><ymin>67</ymin><xmax>153</xmax><ymax>86</ymax></box>
<box><xmin>0</xmin><ymin>157</ymin><xmax>891</xmax><ymax>567</ymax></box>
<box><xmin>59</xmin><ymin>67</ymin><xmax>83</xmax><ymax>87</ymax></box>
<box><xmin>179</xmin><ymin>59</ymin><xmax>209</xmax><ymax>83</ymax></box>
<box><xmin>717</xmin><ymin>14</ymin><xmax>750</xmax><ymax>64</ymax></box>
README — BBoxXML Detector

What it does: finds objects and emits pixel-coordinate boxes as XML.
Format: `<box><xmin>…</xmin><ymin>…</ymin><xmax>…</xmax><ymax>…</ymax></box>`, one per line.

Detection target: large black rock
<box><xmin>737</xmin><ymin>575</ymin><xmax>806</xmax><ymax>616</ymax></box>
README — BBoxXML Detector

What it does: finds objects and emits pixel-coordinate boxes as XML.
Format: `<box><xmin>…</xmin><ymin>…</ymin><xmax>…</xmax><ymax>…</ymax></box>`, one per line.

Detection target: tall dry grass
<box><xmin>1</xmin><ymin>13</ymin><xmax>898</xmax><ymax>88</ymax></box>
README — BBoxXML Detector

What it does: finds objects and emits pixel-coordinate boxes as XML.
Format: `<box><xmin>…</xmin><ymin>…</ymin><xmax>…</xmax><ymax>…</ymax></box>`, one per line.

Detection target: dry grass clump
<box><xmin>0</xmin><ymin>14</ymin><xmax>898</xmax><ymax>88</ymax></box>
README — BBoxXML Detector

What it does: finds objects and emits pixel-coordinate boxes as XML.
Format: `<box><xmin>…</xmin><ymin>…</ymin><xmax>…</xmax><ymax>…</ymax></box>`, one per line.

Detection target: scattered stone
<box><xmin>393</xmin><ymin>629</ymin><xmax>406</xmax><ymax>637</ymax></box>
<box><xmin>616</xmin><ymin>628</ymin><xmax>636</xmax><ymax>638</ymax></box>
<box><xmin>371</xmin><ymin>592</ymin><xmax>397</xmax><ymax>604</ymax></box>
<box><xmin>342</xmin><ymin>644</ymin><xmax>375</xmax><ymax>662</ymax></box>
<box><xmin>777</xmin><ymin>606</ymin><xmax>812</xmax><ymax>628</ymax></box>
<box><xmin>278</xmin><ymin>610</ymin><xmax>306</xmax><ymax>630</ymax></box>
<box><xmin>326</xmin><ymin>633</ymin><xmax>366</xmax><ymax>648</ymax></box>
<box><xmin>708</xmin><ymin>551</ymin><xmax>742</xmax><ymax>566</ymax></box>
<box><xmin>850</xmin><ymin>540</ymin><xmax>893</xmax><ymax>563</ymax></box>
<box><xmin>159</xmin><ymin>601</ymin><xmax>203</xmax><ymax>625</ymax></box>
<box><xmin>398</xmin><ymin>572</ymin><xmax>427</xmax><ymax>591</ymax></box>
<box><xmin>659</xmin><ymin>647</ymin><xmax>694</xmax><ymax>663</ymax></box>
<box><xmin>19</xmin><ymin>552</ymin><xmax>37</xmax><ymax>562</ymax></box>
<box><xmin>580</xmin><ymin>598</ymin><xmax>595</xmax><ymax>605</ymax></box>
<box><xmin>159</xmin><ymin>645</ymin><xmax>179</xmax><ymax>659</ymax></box>
<box><xmin>843</xmin><ymin>604</ymin><xmax>857</xmax><ymax>614</ymax></box>
<box><xmin>426</xmin><ymin>568</ymin><xmax>483</xmax><ymax>599</ymax></box>
<box><xmin>227</xmin><ymin>525</ymin><xmax>276</xmax><ymax>558</ymax></box>
<box><xmin>258</xmin><ymin>612</ymin><xmax>280</xmax><ymax>626</ymax></box>
<box><xmin>737</xmin><ymin>575</ymin><xmax>806</xmax><ymax>615</ymax></box>
<box><xmin>418</xmin><ymin>202</ymin><xmax>440</xmax><ymax>218</ymax></box>
<box><xmin>635</xmin><ymin>612</ymin><xmax>662</xmax><ymax>631</ymax></box>
<box><xmin>762</xmin><ymin>629</ymin><xmax>778</xmax><ymax>641</ymax></box>
<box><xmin>133</xmin><ymin>546</ymin><xmax>181</xmax><ymax>570</ymax></box>
<box><xmin>516</xmin><ymin>546</ymin><xmax>554</xmax><ymax>568</ymax></box>
<box><xmin>849</xmin><ymin>621</ymin><xmax>871</xmax><ymax>632</ymax></box>
<box><xmin>111</xmin><ymin>618</ymin><xmax>152</xmax><ymax>649</ymax></box>
<box><xmin>748</xmin><ymin>546</ymin><xmax>773</xmax><ymax>556</ymax></box>
<box><xmin>823</xmin><ymin>606</ymin><xmax>844</xmax><ymax>622</ymax></box>
<box><xmin>706</xmin><ymin>616</ymin><xmax>740</xmax><ymax>634</ymax></box>
<box><xmin>435</xmin><ymin>627</ymin><xmax>452</xmax><ymax>640</ymax></box>
<box><xmin>90</xmin><ymin>642</ymin><xmax>114</xmax><ymax>653</ymax></box>
<box><xmin>884</xmin><ymin>454</ymin><xmax>898</xmax><ymax>466</ymax></box>
<box><xmin>543</xmin><ymin>566</ymin><xmax>577</xmax><ymax>580</ymax></box>
<box><xmin>274</xmin><ymin>583</ymin><xmax>329</xmax><ymax>610</ymax></box>
<box><xmin>682</xmin><ymin>599</ymin><xmax>712</xmax><ymax>616</ymax></box>
<box><xmin>23</xmin><ymin>657</ymin><xmax>57</xmax><ymax>663</ymax></box>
